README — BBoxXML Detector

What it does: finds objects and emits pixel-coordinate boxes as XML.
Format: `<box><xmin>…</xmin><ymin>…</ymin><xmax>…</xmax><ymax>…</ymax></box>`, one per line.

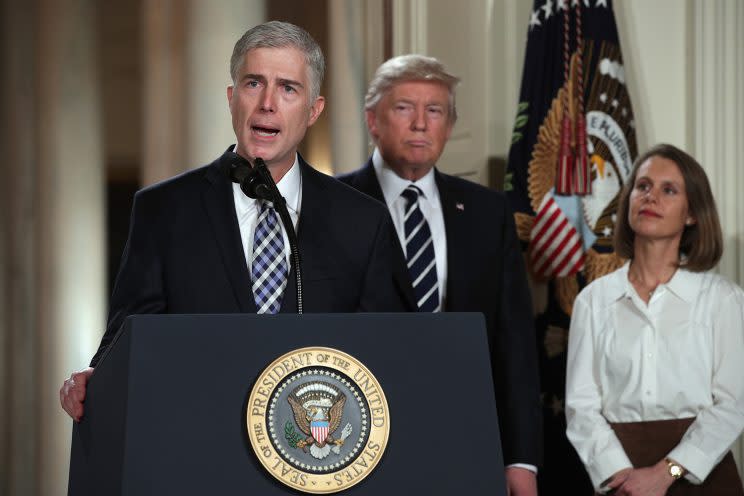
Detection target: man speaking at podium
<box><xmin>60</xmin><ymin>21</ymin><xmax>402</xmax><ymax>421</ymax></box>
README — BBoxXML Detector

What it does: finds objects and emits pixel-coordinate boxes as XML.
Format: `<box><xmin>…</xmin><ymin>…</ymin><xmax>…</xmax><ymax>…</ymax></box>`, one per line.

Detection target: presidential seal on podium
<box><xmin>246</xmin><ymin>347</ymin><xmax>390</xmax><ymax>493</ymax></box>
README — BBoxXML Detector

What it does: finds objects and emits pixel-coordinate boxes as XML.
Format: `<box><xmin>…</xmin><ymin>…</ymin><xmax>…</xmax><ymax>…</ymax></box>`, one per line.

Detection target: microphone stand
<box><xmin>227</xmin><ymin>155</ymin><xmax>303</xmax><ymax>314</ymax></box>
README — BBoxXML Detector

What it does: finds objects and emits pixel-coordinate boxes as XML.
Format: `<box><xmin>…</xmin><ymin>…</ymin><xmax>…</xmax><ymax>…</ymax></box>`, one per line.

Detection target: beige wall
<box><xmin>615</xmin><ymin>0</ymin><xmax>693</xmax><ymax>150</ymax></box>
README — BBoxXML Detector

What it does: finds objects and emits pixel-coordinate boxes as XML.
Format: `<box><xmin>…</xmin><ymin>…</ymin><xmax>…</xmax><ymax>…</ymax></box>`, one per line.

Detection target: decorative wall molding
<box><xmin>392</xmin><ymin>0</ymin><xmax>428</xmax><ymax>55</ymax></box>
<box><xmin>329</xmin><ymin>0</ymin><xmax>368</xmax><ymax>174</ymax></box>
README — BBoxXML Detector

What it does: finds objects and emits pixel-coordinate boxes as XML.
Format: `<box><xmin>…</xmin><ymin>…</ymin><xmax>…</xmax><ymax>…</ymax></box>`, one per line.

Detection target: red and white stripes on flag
<box><xmin>529</xmin><ymin>193</ymin><xmax>585</xmax><ymax>279</ymax></box>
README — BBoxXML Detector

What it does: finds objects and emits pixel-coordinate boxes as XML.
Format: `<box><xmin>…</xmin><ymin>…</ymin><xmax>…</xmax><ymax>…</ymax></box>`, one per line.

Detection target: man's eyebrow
<box><xmin>240</xmin><ymin>73</ymin><xmax>266</xmax><ymax>83</ymax></box>
<box><xmin>277</xmin><ymin>77</ymin><xmax>303</xmax><ymax>88</ymax></box>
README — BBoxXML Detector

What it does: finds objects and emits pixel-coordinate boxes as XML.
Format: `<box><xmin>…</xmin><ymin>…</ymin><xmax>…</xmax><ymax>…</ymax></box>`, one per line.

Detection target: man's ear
<box><xmin>307</xmin><ymin>96</ymin><xmax>325</xmax><ymax>127</ymax></box>
<box><xmin>365</xmin><ymin>109</ymin><xmax>378</xmax><ymax>140</ymax></box>
<box><xmin>227</xmin><ymin>85</ymin><xmax>234</xmax><ymax>104</ymax></box>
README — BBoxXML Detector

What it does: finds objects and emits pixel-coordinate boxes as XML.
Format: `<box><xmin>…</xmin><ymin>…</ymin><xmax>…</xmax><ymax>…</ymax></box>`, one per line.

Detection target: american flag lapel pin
<box><xmin>455</xmin><ymin>202</ymin><xmax>464</xmax><ymax>211</ymax></box>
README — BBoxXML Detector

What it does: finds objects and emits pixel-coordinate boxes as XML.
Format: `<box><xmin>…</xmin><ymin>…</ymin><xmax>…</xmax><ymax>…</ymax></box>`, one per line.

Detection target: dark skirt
<box><xmin>605</xmin><ymin>417</ymin><xmax>743</xmax><ymax>495</ymax></box>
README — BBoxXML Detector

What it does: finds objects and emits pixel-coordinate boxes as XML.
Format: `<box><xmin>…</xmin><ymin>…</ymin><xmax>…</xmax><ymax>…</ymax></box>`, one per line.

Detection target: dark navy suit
<box><xmin>338</xmin><ymin>159</ymin><xmax>542</xmax><ymax>468</ymax></box>
<box><xmin>91</xmin><ymin>150</ymin><xmax>403</xmax><ymax>366</ymax></box>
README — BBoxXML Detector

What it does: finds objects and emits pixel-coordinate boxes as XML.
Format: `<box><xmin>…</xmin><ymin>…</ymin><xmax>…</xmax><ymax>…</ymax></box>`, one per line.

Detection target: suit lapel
<box><xmin>435</xmin><ymin>171</ymin><xmax>467</xmax><ymax>311</ymax></box>
<box><xmin>350</xmin><ymin>160</ymin><xmax>417</xmax><ymax>311</ymax></box>
<box><xmin>296</xmin><ymin>156</ymin><xmax>331</xmax><ymax>239</ymax></box>
<box><xmin>348</xmin><ymin>159</ymin><xmax>387</xmax><ymax>202</ymax></box>
<box><xmin>202</xmin><ymin>151</ymin><xmax>257</xmax><ymax>313</ymax></box>
<box><xmin>278</xmin><ymin>157</ymin><xmax>332</xmax><ymax>313</ymax></box>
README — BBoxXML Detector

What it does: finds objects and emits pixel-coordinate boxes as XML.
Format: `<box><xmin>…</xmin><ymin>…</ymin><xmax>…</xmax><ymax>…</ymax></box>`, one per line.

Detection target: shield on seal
<box><xmin>311</xmin><ymin>420</ymin><xmax>330</xmax><ymax>444</ymax></box>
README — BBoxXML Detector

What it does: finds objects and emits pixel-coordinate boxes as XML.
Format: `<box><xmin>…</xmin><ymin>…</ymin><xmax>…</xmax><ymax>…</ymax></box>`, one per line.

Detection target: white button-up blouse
<box><xmin>566</xmin><ymin>263</ymin><xmax>744</xmax><ymax>489</ymax></box>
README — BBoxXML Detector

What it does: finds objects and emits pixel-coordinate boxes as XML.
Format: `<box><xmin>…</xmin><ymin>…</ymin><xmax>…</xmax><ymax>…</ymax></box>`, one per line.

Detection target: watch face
<box><xmin>669</xmin><ymin>464</ymin><xmax>683</xmax><ymax>478</ymax></box>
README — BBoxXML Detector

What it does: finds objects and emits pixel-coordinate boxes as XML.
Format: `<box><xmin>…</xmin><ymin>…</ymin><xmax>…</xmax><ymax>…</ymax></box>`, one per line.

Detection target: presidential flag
<box><xmin>504</xmin><ymin>0</ymin><xmax>638</xmax><ymax>491</ymax></box>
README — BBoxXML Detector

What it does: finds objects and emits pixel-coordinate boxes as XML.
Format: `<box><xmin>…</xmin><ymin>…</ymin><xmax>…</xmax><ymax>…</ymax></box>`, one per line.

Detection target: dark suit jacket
<box><xmin>91</xmin><ymin>150</ymin><xmax>403</xmax><ymax>366</ymax></box>
<box><xmin>338</xmin><ymin>159</ymin><xmax>542</xmax><ymax>467</ymax></box>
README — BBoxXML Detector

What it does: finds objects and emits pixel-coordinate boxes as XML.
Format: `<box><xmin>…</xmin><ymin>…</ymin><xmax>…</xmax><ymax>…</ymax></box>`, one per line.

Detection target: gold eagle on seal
<box><xmin>287</xmin><ymin>381</ymin><xmax>352</xmax><ymax>460</ymax></box>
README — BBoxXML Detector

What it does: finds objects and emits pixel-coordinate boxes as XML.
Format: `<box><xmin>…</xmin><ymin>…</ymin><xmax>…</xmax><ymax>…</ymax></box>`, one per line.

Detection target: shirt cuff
<box><xmin>667</xmin><ymin>443</ymin><xmax>712</xmax><ymax>484</ymax></box>
<box><xmin>586</xmin><ymin>447</ymin><xmax>633</xmax><ymax>492</ymax></box>
<box><xmin>505</xmin><ymin>463</ymin><xmax>538</xmax><ymax>474</ymax></box>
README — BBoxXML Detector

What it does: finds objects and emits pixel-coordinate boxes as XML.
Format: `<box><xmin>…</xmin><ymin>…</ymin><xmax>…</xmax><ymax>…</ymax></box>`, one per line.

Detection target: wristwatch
<box><xmin>666</xmin><ymin>459</ymin><xmax>685</xmax><ymax>479</ymax></box>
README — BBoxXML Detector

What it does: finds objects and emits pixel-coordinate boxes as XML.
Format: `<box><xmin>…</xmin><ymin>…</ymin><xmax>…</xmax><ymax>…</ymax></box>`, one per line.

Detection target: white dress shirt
<box><xmin>232</xmin><ymin>153</ymin><xmax>301</xmax><ymax>271</ymax></box>
<box><xmin>371</xmin><ymin>147</ymin><xmax>448</xmax><ymax>308</ymax></box>
<box><xmin>566</xmin><ymin>262</ymin><xmax>744</xmax><ymax>489</ymax></box>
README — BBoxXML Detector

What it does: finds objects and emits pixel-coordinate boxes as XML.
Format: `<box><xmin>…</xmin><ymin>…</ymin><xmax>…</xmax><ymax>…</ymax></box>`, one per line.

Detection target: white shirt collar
<box><xmin>664</xmin><ymin>266</ymin><xmax>699</xmax><ymax>303</ymax></box>
<box><xmin>371</xmin><ymin>147</ymin><xmax>440</xmax><ymax>208</ymax></box>
<box><xmin>232</xmin><ymin>151</ymin><xmax>301</xmax><ymax>217</ymax></box>
<box><xmin>610</xmin><ymin>261</ymin><xmax>700</xmax><ymax>304</ymax></box>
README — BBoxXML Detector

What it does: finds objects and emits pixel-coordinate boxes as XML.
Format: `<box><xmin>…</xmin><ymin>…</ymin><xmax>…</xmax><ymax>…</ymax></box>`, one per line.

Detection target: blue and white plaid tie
<box><xmin>251</xmin><ymin>201</ymin><xmax>288</xmax><ymax>314</ymax></box>
<box><xmin>401</xmin><ymin>185</ymin><xmax>440</xmax><ymax>312</ymax></box>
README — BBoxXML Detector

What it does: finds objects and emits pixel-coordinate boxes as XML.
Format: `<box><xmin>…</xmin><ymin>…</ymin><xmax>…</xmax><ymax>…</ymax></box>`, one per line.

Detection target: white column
<box><xmin>36</xmin><ymin>0</ymin><xmax>106</xmax><ymax>494</ymax></box>
<box><xmin>328</xmin><ymin>0</ymin><xmax>368</xmax><ymax>174</ymax></box>
<box><xmin>494</xmin><ymin>0</ymin><xmax>532</xmax><ymax>155</ymax></box>
<box><xmin>692</xmin><ymin>0</ymin><xmax>744</xmax><ymax>473</ymax></box>
<box><xmin>186</xmin><ymin>0</ymin><xmax>265</xmax><ymax>168</ymax></box>
<box><xmin>363</xmin><ymin>0</ymin><xmax>385</xmax><ymax>83</ymax></box>
<box><xmin>392</xmin><ymin>0</ymin><xmax>428</xmax><ymax>55</ymax></box>
<box><xmin>615</xmin><ymin>0</ymin><xmax>692</xmax><ymax>151</ymax></box>
<box><xmin>142</xmin><ymin>0</ymin><xmax>265</xmax><ymax>184</ymax></box>
<box><xmin>693</xmin><ymin>0</ymin><xmax>744</xmax><ymax>285</ymax></box>
<box><xmin>142</xmin><ymin>0</ymin><xmax>188</xmax><ymax>185</ymax></box>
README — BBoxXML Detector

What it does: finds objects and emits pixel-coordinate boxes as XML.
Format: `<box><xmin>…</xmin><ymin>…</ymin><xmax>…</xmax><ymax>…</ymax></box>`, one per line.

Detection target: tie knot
<box><xmin>401</xmin><ymin>184</ymin><xmax>423</xmax><ymax>205</ymax></box>
<box><xmin>259</xmin><ymin>200</ymin><xmax>275</xmax><ymax>213</ymax></box>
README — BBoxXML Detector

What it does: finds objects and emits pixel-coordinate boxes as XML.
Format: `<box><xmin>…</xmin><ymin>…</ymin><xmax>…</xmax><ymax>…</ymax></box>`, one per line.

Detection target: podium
<box><xmin>68</xmin><ymin>313</ymin><xmax>506</xmax><ymax>495</ymax></box>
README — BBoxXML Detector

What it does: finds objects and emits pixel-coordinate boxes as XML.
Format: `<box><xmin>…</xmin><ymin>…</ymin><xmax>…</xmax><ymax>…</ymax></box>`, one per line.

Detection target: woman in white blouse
<box><xmin>566</xmin><ymin>143</ymin><xmax>744</xmax><ymax>495</ymax></box>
